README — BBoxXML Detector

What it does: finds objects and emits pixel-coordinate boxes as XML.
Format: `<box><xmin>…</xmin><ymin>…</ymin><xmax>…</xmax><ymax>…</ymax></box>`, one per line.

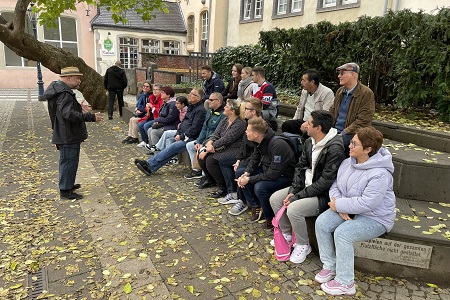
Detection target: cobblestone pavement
<box><xmin>0</xmin><ymin>89</ymin><xmax>449</xmax><ymax>299</ymax></box>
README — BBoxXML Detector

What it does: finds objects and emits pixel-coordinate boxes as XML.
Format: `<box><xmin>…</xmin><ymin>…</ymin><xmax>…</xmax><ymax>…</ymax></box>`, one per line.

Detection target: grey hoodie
<box><xmin>331</xmin><ymin>147</ymin><xmax>396</xmax><ymax>232</ymax></box>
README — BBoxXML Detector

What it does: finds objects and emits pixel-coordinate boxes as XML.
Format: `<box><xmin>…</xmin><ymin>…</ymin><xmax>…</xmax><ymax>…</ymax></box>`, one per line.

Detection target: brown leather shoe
<box><xmin>262</xmin><ymin>220</ymin><xmax>274</xmax><ymax>230</ymax></box>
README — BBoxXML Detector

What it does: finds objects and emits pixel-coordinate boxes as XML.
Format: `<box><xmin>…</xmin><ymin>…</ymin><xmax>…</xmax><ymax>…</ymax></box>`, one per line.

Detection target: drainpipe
<box><xmin>394</xmin><ymin>0</ymin><xmax>400</xmax><ymax>11</ymax></box>
<box><xmin>223</xmin><ymin>0</ymin><xmax>229</xmax><ymax>47</ymax></box>
<box><xmin>383</xmin><ymin>0</ymin><xmax>389</xmax><ymax>15</ymax></box>
<box><xmin>208</xmin><ymin>0</ymin><xmax>212</xmax><ymax>52</ymax></box>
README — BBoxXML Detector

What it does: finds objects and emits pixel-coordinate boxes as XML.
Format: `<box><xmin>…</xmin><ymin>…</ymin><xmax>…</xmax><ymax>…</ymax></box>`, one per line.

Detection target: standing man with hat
<box><xmin>44</xmin><ymin>67</ymin><xmax>102</xmax><ymax>200</ymax></box>
<box><xmin>104</xmin><ymin>60</ymin><xmax>128</xmax><ymax>120</ymax></box>
<box><xmin>329</xmin><ymin>62</ymin><xmax>375</xmax><ymax>156</ymax></box>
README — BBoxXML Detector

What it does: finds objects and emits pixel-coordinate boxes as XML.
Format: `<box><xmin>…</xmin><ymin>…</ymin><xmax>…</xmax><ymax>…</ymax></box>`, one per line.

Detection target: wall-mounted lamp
<box><xmin>201</xmin><ymin>0</ymin><xmax>206</xmax><ymax>4</ymax></box>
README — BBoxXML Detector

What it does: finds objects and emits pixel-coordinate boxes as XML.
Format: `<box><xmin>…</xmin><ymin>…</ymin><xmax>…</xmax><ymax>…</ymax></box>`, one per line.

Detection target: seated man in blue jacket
<box><xmin>202</xmin><ymin>65</ymin><xmax>225</xmax><ymax>103</ymax></box>
<box><xmin>134</xmin><ymin>88</ymin><xmax>206</xmax><ymax>175</ymax></box>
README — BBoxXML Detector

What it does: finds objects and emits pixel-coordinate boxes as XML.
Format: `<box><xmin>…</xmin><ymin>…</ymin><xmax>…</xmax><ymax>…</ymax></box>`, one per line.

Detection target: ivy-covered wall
<box><xmin>212</xmin><ymin>9</ymin><xmax>450</xmax><ymax>121</ymax></box>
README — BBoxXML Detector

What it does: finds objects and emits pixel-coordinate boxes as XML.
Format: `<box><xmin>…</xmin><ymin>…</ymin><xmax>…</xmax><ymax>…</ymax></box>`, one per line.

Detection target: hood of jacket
<box><xmin>44</xmin><ymin>80</ymin><xmax>74</xmax><ymax>100</ymax></box>
<box><xmin>351</xmin><ymin>147</ymin><xmax>394</xmax><ymax>173</ymax></box>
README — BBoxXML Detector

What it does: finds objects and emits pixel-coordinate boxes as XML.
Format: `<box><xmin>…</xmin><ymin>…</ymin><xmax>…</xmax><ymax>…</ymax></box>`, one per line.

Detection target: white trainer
<box><xmin>289</xmin><ymin>243</ymin><xmax>312</xmax><ymax>264</ymax></box>
<box><xmin>137</xmin><ymin>141</ymin><xmax>147</xmax><ymax>148</ymax></box>
<box><xmin>270</xmin><ymin>233</ymin><xmax>292</xmax><ymax>247</ymax></box>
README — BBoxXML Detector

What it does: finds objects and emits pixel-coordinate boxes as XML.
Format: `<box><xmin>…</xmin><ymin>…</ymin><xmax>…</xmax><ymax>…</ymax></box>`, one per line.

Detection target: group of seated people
<box><xmin>124</xmin><ymin>63</ymin><xmax>396</xmax><ymax>296</ymax></box>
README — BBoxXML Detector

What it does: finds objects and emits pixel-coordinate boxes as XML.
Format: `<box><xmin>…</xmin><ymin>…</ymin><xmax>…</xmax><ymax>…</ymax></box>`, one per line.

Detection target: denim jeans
<box><xmin>59</xmin><ymin>143</ymin><xmax>80</xmax><ymax>191</ymax></box>
<box><xmin>155</xmin><ymin>130</ymin><xmax>177</xmax><ymax>151</ymax></box>
<box><xmin>146</xmin><ymin>140</ymin><xmax>187</xmax><ymax>173</ymax></box>
<box><xmin>218</xmin><ymin>154</ymin><xmax>238</xmax><ymax>194</ymax></box>
<box><xmin>315</xmin><ymin>208</ymin><xmax>386</xmax><ymax>285</ymax></box>
<box><xmin>138</xmin><ymin>120</ymin><xmax>155</xmax><ymax>143</ymax></box>
<box><xmin>235</xmin><ymin>164</ymin><xmax>259</xmax><ymax>207</ymax></box>
<box><xmin>185</xmin><ymin>140</ymin><xmax>196</xmax><ymax>169</ymax></box>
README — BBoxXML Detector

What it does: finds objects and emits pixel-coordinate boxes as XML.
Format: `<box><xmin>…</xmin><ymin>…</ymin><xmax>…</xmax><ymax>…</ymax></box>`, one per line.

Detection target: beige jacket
<box><xmin>293</xmin><ymin>83</ymin><xmax>334</xmax><ymax>120</ymax></box>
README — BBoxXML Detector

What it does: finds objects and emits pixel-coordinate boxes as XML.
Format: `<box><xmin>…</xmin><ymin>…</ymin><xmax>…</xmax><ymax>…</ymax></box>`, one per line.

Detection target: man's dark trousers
<box><xmin>108</xmin><ymin>89</ymin><xmax>124</xmax><ymax>118</ymax></box>
<box><xmin>59</xmin><ymin>143</ymin><xmax>80</xmax><ymax>191</ymax></box>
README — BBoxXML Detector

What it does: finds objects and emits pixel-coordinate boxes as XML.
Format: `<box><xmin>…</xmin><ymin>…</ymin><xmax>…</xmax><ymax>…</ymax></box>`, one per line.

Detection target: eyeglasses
<box><xmin>337</xmin><ymin>70</ymin><xmax>353</xmax><ymax>76</ymax></box>
<box><xmin>209</xmin><ymin>98</ymin><xmax>219</xmax><ymax>101</ymax></box>
<box><xmin>190</xmin><ymin>93</ymin><xmax>200</xmax><ymax>97</ymax></box>
<box><xmin>142</xmin><ymin>85</ymin><xmax>151</xmax><ymax>88</ymax></box>
<box><xmin>244</xmin><ymin>107</ymin><xmax>255</xmax><ymax>111</ymax></box>
<box><xmin>153</xmin><ymin>88</ymin><xmax>160</xmax><ymax>91</ymax></box>
<box><xmin>349</xmin><ymin>140</ymin><xmax>361</xmax><ymax>147</ymax></box>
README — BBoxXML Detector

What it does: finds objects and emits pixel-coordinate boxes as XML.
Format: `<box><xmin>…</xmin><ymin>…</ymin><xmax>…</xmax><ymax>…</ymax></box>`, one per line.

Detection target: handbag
<box><xmin>272</xmin><ymin>205</ymin><xmax>296</xmax><ymax>261</ymax></box>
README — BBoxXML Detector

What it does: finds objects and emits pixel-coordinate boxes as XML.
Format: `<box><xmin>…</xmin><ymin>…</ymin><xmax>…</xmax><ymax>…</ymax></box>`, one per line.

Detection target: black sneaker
<box><xmin>122</xmin><ymin>136</ymin><xmax>133</xmax><ymax>144</ymax></box>
<box><xmin>184</xmin><ymin>169</ymin><xmax>203</xmax><ymax>180</ymax></box>
<box><xmin>108</xmin><ymin>116</ymin><xmax>113</xmax><ymax>120</ymax></box>
<box><xmin>134</xmin><ymin>159</ymin><xmax>152</xmax><ymax>176</ymax></box>
<box><xmin>196</xmin><ymin>176</ymin><xmax>216</xmax><ymax>189</ymax></box>
<box><xmin>72</xmin><ymin>183</ymin><xmax>81</xmax><ymax>190</ymax></box>
<box><xmin>60</xmin><ymin>190</ymin><xmax>83</xmax><ymax>200</ymax></box>
<box><xmin>168</xmin><ymin>158</ymin><xmax>178</xmax><ymax>165</ymax></box>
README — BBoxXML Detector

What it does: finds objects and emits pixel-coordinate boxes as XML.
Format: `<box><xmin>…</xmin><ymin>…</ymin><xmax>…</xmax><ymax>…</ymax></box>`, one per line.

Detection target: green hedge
<box><xmin>212</xmin><ymin>9</ymin><xmax>450</xmax><ymax>121</ymax></box>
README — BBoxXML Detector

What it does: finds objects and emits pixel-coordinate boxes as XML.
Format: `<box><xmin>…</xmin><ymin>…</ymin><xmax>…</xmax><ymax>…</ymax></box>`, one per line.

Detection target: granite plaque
<box><xmin>354</xmin><ymin>238</ymin><xmax>433</xmax><ymax>269</ymax></box>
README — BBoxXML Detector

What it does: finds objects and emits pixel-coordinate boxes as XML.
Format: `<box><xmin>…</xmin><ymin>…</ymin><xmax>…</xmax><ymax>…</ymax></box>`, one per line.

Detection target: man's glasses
<box><xmin>209</xmin><ymin>98</ymin><xmax>219</xmax><ymax>101</ymax></box>
<box><xmin>244</xmin><ymin>107</ymin><xmax>255</xmax><ymax>111</ymax></box>
<box><xmin>190</xmin><ymin>93</ymin><xmax>200</xmax><ymax>97</ymax></box>
<box><xmin>337</xmin><ymin>70</ymin><xmax>353</xmax><ymax>76</ymax></box>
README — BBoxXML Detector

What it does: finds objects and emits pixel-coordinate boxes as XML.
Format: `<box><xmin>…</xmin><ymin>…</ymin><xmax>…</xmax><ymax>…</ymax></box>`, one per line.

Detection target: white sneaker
<box><xmin>218</xmin><ymin>192</ymin><xmax>239</xmax><ymax>204</ymax></box>
<box><xmin>289</xmin><ymin>243</ymin><xmax>312</xmax><ymax>264</ymax></box>
<box><xmin>270</xmin><ymin>233</ymin><xmax>292</xmax><ymax>247</ymax></box>
<box><xmin>137</xmin><ymin>141</ymin><xmax>147</xmax><ymax>148</ymax></box>
<box><xmin>228</xmin><ymin>200</ymin><xmax>248</xmax><ymax>215</ymax></box>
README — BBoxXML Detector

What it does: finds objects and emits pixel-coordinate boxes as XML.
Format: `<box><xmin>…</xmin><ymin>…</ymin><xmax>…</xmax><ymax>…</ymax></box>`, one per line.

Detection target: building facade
<box><xmin>178</xmin><ymin>0</ymin><xmax>450</xmax><ymax>49</ymax></box>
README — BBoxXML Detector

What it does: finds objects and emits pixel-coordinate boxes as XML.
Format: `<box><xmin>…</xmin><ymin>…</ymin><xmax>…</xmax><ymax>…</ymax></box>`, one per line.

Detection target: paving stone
<box><xmin>370</xmin><ymin>283</ymin><xmax>383</xmax><ymax>292</ymax></box>
<box><xmin>380</xmin><ymin>291</ymin><xmax>396</xmax><ymax>299</ymax></box>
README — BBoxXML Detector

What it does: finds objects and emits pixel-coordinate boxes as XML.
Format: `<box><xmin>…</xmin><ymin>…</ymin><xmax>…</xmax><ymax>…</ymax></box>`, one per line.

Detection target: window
<box><xmin>163</xmin><ymin>41</ymin><xmax>180</xmax><ymax>55</ymax></box>
<box><xmin>277</xmin><ymin>0</ymin><xmax>287</xmax><ymax>14</ymax></box>
<box><xmin>187</xmin><ymin>16</ymin><xmax>194</xmax><ymax>44</ymax></box>
<box><xmin>292</xmin><ymin>0</ymin><xmax>302</xmax><ymax>12</ymax></box>
<box><xmin>44</xmin><ymin>17</ymin><xmax>78</xmax><ymax>56</ymax></box>
<box><xmin>243</xmin><ymin>0</ymin><xmax>252</xmax><ymax>19</ymax></box>
<box><xmin>119</xmin><ymin>37</ymin><xmax>138</xmax><ymax>68</ymax></box>
<box><xmin>317</xmin><ymin>0</ymin><xmax>360</xmax><ymax>12</ymax></box>
<box><xmin>201</xmin><ymin>11</ymin><xmax>208</xmax><ymax>41</ymax></box>
<box><xmin>273</xmin><ymin>0</ymin><xmax>303</xmax><ymax>18</ymax></box>
<box><xmin>240</xmin><ymin>0</ymin><xmax>264</xmax><ymax>22</ymax></box>
<box><xmin>323</xmin><ymin>0</ymin><xmax>336</xmax><ymax>8</ymax></box>
<box><xmin>142</xmin><ymin>39</ymin><xmax>160</xmax><ymax>53</ymax></box>
<box><xmin>1</xmin><ymin>11</ymin><xmax>36</xmax><ymax>67</ymax></box>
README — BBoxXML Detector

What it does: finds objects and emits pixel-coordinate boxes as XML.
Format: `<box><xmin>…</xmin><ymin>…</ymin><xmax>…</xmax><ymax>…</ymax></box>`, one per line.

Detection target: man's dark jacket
<box><xmin>104</xmin><ymin>65</ymin><xmax>128</xmax><ymax>90</ymax></box>
<box><xmin>176</xmin><ymin>101</ymin><xmax>207</xmax><ymax>141</ymax></box>
<box><xmin>44</xmin><ymin>80</ymin><xmax>96</xmax><ymax>144</ymax></box>
<box><xmin>288</xmin><ymin>135</ymin><xmax>346</xmax><ymax>213</ymax></box>
<box><xmin>246</xmin><ymin>128</ymin><xmax>296</xmax><ymax>184</ymax></box>
<box><xmin>202</xmin><ymin>72</ymin><xmax>225</xmax><ymax>101</ymax></box>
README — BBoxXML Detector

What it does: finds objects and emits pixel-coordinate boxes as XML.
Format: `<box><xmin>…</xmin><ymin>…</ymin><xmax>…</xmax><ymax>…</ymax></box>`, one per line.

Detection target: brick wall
<box><xmin>154</xmin><ymin>71</ymin><xmax>181</xmax><ymax>85</ymax></box>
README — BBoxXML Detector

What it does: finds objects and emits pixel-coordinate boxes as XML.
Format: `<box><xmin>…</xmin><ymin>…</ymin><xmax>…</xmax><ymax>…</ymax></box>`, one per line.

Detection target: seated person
<box><xmin>236</xmin><ymin>117</ymin><xmax>296</xmax><ymax>229</ymax></box>
<box><xmin>138</xmin><ymin>84</ymin><xmax>163</xmax><ymax>145</ymax></box>
<box><xmin>251</xmin><ymin>66</ymin><xmax>279</xmax><ymax>131</ymax></box>
<box><xmin>153</xmin><ymin>96</ymin><xmax>189</xmax><ymax>152</ymax></box>
<box><xmin>221</xmin><ymin>64</ymin><xmax>242</xmax><ymax>100</ymax></box>
<box><xmin>269</xmin><ymin>110</ymin><xmax>345</xmax><ymax>264</ymax></box>
<box><xmin>237</xmin><ymin>67</ymin><xmax>256</xmax><ymax>102</ymax></box>
<box><xmin>315</xmin><ymin>127</ymin><xmax>395</xmax><ymax>296</ymax></box>
<box><xmin>122</xmin><ymin>81</ymin><xmax>152</xmax><ymax>144</ymax></box>
<box><xmin>197</xmin><ymin>99</ymin><xmax>246</xmax><ymax>198</ymax></box>
<box><xmin>146</xmin><ymin>86</ymin><xmax>178</xmax><ymax>149</ymax></box>
<box><xmin>226</xmin><ymin>97</ymin><xmax>262</xmax><ymax>220</ymax></box>
<box><xmin>184</xmin><ymin>92</ymin><xmax>225</xmax><ymax>181</ymax></box>
<box><xmin>134</xmin><ymin>88</ymin><xmax>206</xmax><ymax>175</ymax></box>
<box><xmin>281</xmin><ymin>69</ymin><xmax>334</xmax><ymax>136</ymax></box>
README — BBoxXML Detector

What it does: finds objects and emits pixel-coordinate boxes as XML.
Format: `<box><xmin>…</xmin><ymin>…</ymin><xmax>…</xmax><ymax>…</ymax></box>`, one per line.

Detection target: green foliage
<box><xmin>212</xmin><ymin>9</ymin><xmax>450</xmax><ymax>121</ymax></box>
<box><xmin>34</xmin><ymin>0</ymin><xmax>168</xmax><ymax>27</ymax></box>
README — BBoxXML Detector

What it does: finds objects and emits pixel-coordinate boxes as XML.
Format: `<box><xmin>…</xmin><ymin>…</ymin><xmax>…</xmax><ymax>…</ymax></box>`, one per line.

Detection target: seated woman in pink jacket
<box><xmin>314</xmin><ymin>127</ymin><xmax>396</xmax><ymax>296</ymax></box>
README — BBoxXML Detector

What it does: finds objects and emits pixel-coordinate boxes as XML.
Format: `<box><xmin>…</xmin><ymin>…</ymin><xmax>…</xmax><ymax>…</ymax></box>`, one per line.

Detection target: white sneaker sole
<box><xmin>228</xmin><ymin>206</ymin><xmax>248</xmax><ymax>216</ymax></box>
<box><xmin>289</xmin><ymin>246</ymin><xmax>312</xmax><ymax>264</ymax></box>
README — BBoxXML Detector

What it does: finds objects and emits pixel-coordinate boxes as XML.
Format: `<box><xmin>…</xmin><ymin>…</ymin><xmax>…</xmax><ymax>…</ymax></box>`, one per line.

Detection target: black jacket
<box><xmin>246</xmin><ymin>129</ymin><xmax>296</xmax><ymax>184</ymax></box>
<box><xmin>288</xmin><ymin>134</ymin><xmax>346</xmax><ymax>213</ymax></box>
<box><xmin>104</xmin><ymin>65</ymin><xmax>128</xmax><ymax>90</ymax></box>
<box><xmin>202</xmin><ymin>72</ymin><xmax>225</xmax><ymax>101</ymax></box>
<box><xmin>44</xmin><ymin>80</ymin><xmax>96</xmax><ymax>144</ymax></box>
<box><xmin>176</xmin><ymin>101</ymin><xmax>207</xmax><ymax>141</ymax></box>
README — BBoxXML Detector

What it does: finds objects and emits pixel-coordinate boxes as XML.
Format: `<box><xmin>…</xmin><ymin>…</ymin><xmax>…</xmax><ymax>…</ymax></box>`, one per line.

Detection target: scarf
<box><xmin>237</xmin><ymin>77</ymin><xmax>253</xmax><ymax>100</ymax></box>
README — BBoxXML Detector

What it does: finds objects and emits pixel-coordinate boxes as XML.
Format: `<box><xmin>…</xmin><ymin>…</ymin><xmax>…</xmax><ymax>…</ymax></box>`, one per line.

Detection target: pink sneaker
<box><xmin>320</xmin><ymin>279</ymin><xmax>356</xmax><ymax>296</ymax></box>
<box><xmin>314</xmin><ymin>269</ymin><xmax>336</xmax><ymax>283</ymax></box>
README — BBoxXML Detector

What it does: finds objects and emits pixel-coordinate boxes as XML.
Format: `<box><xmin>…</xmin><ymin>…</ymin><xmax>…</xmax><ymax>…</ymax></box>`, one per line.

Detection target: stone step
<box><xmin>355</xmin><ymin>196</ymin><xmax>450</xmax><ymax>286</ymax></box>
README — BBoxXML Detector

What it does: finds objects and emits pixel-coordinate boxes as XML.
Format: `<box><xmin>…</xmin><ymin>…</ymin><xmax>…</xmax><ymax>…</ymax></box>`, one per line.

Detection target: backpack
<box><xmin>272</xmin><ymin>205</ymin><xmax>296</xmax><ymax>261</ymax></box>
<box><xmin>270</xmin><ymin>133</ymin><xmax>304</xmax><ymax>161</ymax></box>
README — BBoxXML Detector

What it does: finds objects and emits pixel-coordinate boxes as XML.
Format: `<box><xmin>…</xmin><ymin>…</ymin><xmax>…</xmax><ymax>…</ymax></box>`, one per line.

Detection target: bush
<box><xmin>212</xmin><ymin>9</ymin><xmax>450</xmax><ymax>121</ymax></box>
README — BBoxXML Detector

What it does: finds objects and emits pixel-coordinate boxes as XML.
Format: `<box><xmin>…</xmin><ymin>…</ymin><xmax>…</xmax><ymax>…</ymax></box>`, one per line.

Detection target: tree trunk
<box><xmin>0</xmin><ymin>14</ymin><xmax>107</xmax><ymax>109</ymax></box>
